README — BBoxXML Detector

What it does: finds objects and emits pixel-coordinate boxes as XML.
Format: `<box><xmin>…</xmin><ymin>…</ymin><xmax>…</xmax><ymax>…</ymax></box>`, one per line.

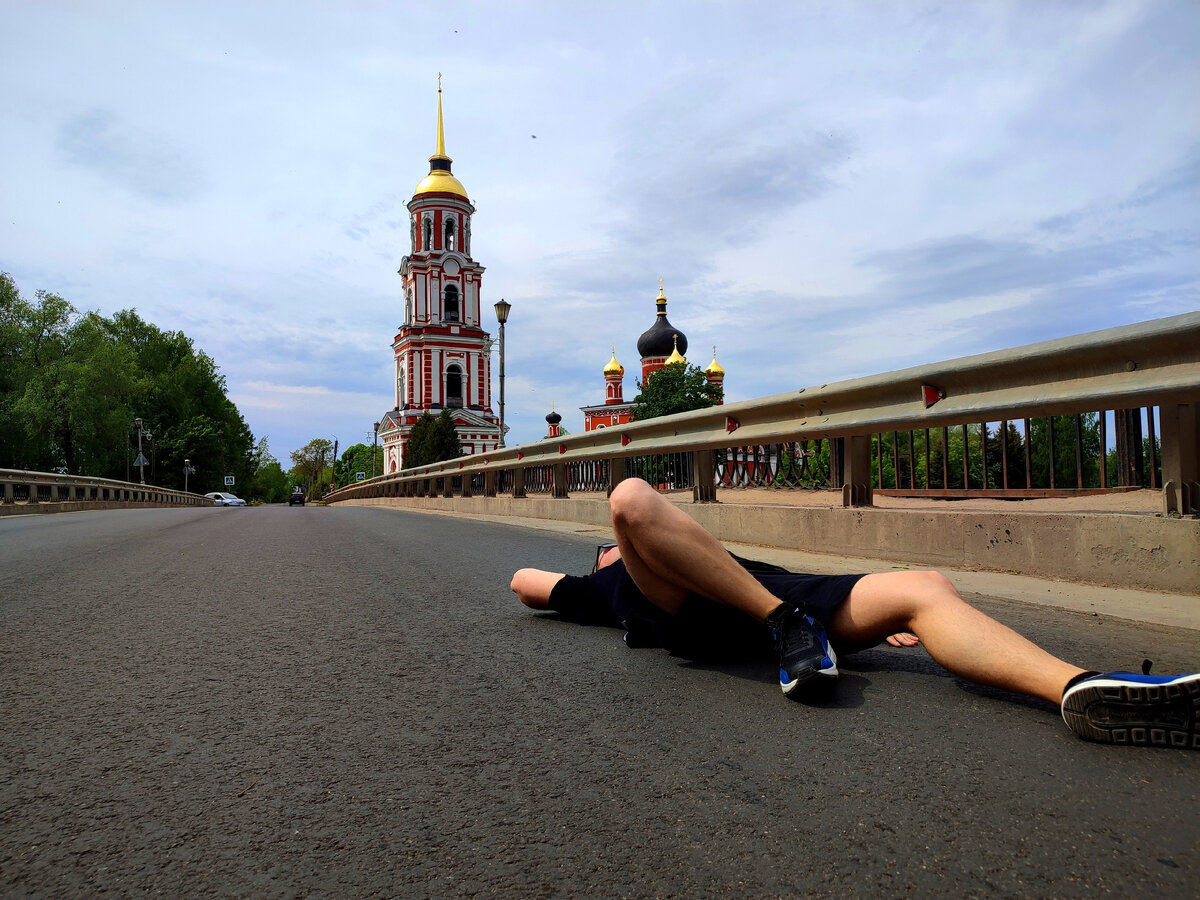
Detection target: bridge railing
<box><xmin>0</xmin><ymin>469</ymin><xmax>210</xmax><ymax>511</ymax></box>
<box><xmin>327</xmin><ymin>313</ymin><xmax>1200</xmax><ymax>516</ymax></box>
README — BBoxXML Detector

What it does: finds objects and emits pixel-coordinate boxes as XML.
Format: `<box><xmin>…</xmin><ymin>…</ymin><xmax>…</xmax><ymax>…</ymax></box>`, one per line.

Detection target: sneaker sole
<box><xmin>1061</xmin><ymin>673</ymin><xmax>1200</xmax><ymax>749</ymax></box>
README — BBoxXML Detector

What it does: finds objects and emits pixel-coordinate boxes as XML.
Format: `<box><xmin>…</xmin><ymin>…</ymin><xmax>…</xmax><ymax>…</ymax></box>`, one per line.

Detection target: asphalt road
<box><xmin>1</xmin><ymin>505</ymin><xmax>1197</xmax><ymax>898</ymax></box>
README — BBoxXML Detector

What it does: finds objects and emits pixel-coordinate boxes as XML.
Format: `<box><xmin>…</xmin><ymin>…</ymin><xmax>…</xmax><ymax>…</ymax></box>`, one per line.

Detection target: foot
<box><xmin>766</xmin><ymin>605</ymin><xmax>838</xmax><ymax>695</ymax></box>
<box><xmin>1061</xmin><ymin>668</ymin><xmax>1200</xmax><ymax>749</ymax></box>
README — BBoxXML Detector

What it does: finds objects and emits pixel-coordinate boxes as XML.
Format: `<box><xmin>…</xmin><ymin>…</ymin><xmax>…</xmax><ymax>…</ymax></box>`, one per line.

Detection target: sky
<box><xmin>3</xmin><ymin>0</ymin><xmax>1197</xmax><ymax>465</ymax></box>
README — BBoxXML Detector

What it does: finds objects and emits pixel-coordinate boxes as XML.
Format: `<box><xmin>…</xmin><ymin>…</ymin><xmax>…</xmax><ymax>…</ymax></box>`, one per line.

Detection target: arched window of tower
<box><xmin>446</xmin><ymin>364</ymin><xmax>464</xmax><ymax>408</ymax></box>
<box><xmin>423</xmin><ymin>216</ymin><xmax>433</xmax><ymax>252</ymax></box>
<box><xmin>444</xmin><ymin>217</ymin><xmax>456</xmax><ymax>252</ymax></box>
<box><xmin>444</xmin><ymin>284</ymin><xmax>460</xmax><ymax>322</ymax></box>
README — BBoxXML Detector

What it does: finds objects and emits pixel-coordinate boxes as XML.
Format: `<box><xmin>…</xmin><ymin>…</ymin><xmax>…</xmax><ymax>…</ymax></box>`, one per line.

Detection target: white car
<box><xmin>205</xmin><ymin>491</ymin><xmax>247</xmax><ymax>507</ymax></box>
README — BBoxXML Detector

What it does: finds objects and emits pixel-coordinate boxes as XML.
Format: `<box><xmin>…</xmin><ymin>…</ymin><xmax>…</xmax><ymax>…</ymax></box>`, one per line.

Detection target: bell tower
<box><xmin>378</xmin><ymin>78</ymin><xmax>501</xmax><ymax>473</ymax></box>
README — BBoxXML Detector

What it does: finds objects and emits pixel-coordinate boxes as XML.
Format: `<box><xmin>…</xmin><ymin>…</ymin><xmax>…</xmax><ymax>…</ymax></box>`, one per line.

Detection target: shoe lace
<box><xmin>775</xmin><ymin>609</ymin><xmax>815</xmax><ymax>657</ymax></box>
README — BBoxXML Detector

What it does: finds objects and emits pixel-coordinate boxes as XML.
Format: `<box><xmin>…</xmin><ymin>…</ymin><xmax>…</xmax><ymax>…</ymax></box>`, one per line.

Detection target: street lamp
<box><xmin>183</xmin><ymin>458</ymin><xmax>195</xmax><ymax>493</ymax></box>
<box><xmin>494</xmin><ymin>299</ymin><xmax>512</xmax><ymax>448</ymax></box>
<box><xmin>372</xmin><ymin>422</ymin><xmax>380</xmax><ymax>479</ymax></box>
<box><xmin>133</xmin><ymin>417</ymin><xmax>151</xmax><ymax>484</ymax></box>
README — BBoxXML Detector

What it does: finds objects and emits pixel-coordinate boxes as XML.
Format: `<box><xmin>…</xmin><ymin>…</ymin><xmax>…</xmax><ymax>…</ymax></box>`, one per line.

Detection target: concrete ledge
<box><xmin>0</xmin><ymin>501</ymin><xmax>196</xmax><ymax>516</ymax></box>
<box><xmin>338</xmin><ymin>495</ymin><xmax>1200</xmax><ymax>596</ymax></box>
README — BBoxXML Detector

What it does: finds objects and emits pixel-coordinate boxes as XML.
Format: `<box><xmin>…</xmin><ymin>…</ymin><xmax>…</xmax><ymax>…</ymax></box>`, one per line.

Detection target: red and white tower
<box><xmin>378</xmin><ymin>81</ymin><xmax>501</xmax><ymax>472</ymax></box>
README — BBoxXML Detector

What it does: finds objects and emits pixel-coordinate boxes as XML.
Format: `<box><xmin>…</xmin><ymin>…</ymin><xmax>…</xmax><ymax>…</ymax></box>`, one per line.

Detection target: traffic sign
<box><xmin>356</xmin><ymin>472</ymin><xmax>366</xmax><ymax>481</ymax></box>
<box><xmin>224</xmin><ymin>476</ymin><xmax>235</xmax><ymax>486</ymax></box>
<box><xmin>133</xmin><ymin>453</ymin><xmax>148</xmax><ymax>467</ymax></box>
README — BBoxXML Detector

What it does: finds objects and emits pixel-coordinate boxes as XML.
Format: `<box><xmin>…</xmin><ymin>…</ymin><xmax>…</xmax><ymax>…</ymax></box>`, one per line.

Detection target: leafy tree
<box><xmin>0</xmin><ymin>274</ymin><xmax>256</xmax><ymax>489</ymax></box>
<box><xmin>290</xmin><ymin>438</ymin><xmax>334</xmax><ymax>497</ymax></box>
<box><xmin>336</xmin><ymin>442</ymin><xmax>385</xmax><ymax>487</ymax></box>
<box><xmin>247</xmin><ymin>437</ymin><xmax>290</xmax><ymax>502</ymax></box>
<box><xmin>403</xmin><ymin>410</ymin><xmax>462</xmax><ymax>469</ymax></box>
<box><xmin>631</xmin><ymin>362</ymin><xmax>722</xmax><ymax>421</ymax></box>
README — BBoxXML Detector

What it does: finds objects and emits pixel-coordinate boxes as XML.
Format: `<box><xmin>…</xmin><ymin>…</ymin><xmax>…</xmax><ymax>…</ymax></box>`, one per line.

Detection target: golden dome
<box><xmin>414</xmin><ymin>77</ymin><xmax>469</xmax><ymax>200</ymax></box>
<box><xmin>705</xmin><ymin>346</ymin><xmax>725</xmax><ymax>376</ymax></box>
<box><xmin>603</xmin><ymin>344</ymin><xmax>625</xmax><ymax>376</ymax></box>
<box><xmin>414</xmin><ymin>171</ymin><xmax>469</xmax><ymax>199</ymax></box>
<box><xmin>665</xmin><ymin>333</ymin><xmax>686</xmax><ymax>366</ymax></box>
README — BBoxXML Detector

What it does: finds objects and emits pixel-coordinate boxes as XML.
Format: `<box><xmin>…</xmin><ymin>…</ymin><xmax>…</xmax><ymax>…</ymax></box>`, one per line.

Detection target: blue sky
<box><xmin>2</xmin><ymin>0</ymin><xmax>1197</xmax><ymax>463</ymax></box>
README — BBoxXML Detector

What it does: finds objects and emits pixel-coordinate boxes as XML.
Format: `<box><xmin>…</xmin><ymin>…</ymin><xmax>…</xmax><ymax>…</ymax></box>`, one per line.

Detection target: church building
<box><xmin>377</xmin><ymin>84</ymin><xmax>502</xmax><ymax>472</ymax></box>
<box><xmin>580</xmin><ymin>282</ymin><xmax>725</xmax><ymax>431</ymax></box>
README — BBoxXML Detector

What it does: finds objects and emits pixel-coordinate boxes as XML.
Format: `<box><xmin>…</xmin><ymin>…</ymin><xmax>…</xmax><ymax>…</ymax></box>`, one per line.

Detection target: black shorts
<box><xmin>662</xmin><ymin>564</ymin><xmax>866</xmax><ymax>662</ymax></box>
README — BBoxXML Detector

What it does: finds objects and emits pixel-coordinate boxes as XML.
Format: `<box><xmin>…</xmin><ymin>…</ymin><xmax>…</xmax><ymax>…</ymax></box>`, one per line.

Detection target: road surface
<box><xmin>2</xmin><ymin>505</ymin><xmax>1197</xmax><ymax>897</ymax></box>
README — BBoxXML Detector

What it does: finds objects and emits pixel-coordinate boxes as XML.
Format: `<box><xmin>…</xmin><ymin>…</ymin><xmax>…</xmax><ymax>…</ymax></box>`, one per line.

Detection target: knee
<box><xmin>908</xmin><ymin>570</ymin><xmax>963</xmax><ymax>613</ymax></box>
<box><xmin>608</xmin><ymin>478</ymin><xmax>658</xmax><ymax>530</ymax></box>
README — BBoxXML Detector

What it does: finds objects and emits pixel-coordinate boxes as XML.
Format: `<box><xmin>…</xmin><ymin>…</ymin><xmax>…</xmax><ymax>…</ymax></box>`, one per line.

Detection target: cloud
<box><xmin>57</xmin><ymin>108</ymin><xmax>205</xmax><ymax>203</ymax></box>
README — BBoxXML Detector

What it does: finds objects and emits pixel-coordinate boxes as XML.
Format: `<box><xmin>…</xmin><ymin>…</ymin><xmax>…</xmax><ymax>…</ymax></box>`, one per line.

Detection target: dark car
<box><xmin>289</xmin><ymin>488</ymin><xmax>306</xmax><ymax>506</ymax></box>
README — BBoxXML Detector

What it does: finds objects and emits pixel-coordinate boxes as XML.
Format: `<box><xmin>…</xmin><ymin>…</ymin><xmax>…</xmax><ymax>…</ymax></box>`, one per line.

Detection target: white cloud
<box><xmin>1</xmin><ymin>0</ymin><xmax>1196</xmax><ymax>456</ymax></box>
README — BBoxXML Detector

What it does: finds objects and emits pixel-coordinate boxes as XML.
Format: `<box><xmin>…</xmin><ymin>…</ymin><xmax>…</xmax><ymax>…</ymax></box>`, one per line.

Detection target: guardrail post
<box><xmin>512</xmin><ymin>467</ymin><xmax>526</xmax><ymax>499</ymax></box>
<box><xmin>841</xmin><ymin>434</ymin><xmax>874</xmax><ymax>507</ymax></box>
<box><xmin>1160</xmin><ymin>401</ymin><xmax>1199</xmax><ymax>516</ymax></box>
<box><xmin>460</xmin><ymin>473</ymin><xmax>472</xmax><ymax>498</ymax></box>
<box><xmin>692</xmin><ymin>450</ymin><xmax>716</xmax><ymax>503</ymax></box>
<box><xmin>484</xmin><ymin>470</ymin><xmax>496</xmax><ymax>497</ymax></box>
<box><xmin>607</xmin><ymin>456</ymin><xmax>627</xmax><ymax>497</ymax></box>
<box><xmin>552</xmin><ymin>462</ymin><xmax>568</xmax><ymax>499</ymax></box>
<box><xmin>442</xmin><ymin>476</ymin><xmax>454</xmax><ymax>499</ymax></box>
<box><xmin>3</xmin><ymin>482</ymin><xmax>12</xmax><ymax>503</ymax></box>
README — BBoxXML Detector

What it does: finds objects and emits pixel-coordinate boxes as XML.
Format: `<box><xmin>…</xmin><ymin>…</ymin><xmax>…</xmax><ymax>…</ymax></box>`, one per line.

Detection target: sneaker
<box><xmin>1061</xmin><ymin>664</ymin><xmax>1200</xmax><ymax>749</ymax></box>
<box><xmin>766</xmin><ymin>604</ymin><xmax>838</xmax><ymax>695</ymax></box>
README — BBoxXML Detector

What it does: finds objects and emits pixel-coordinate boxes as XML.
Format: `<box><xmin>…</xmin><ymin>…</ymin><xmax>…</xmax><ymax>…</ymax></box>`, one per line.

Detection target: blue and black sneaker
<box><xmin>765</xmin><ymin>604</ymin><xmax>838</xmax><ymax>696</ymax></box>
<box><xmin>1061</xmin><ymin>661</ymin><xmax>1200</xmax><ymax>749</ymax></box>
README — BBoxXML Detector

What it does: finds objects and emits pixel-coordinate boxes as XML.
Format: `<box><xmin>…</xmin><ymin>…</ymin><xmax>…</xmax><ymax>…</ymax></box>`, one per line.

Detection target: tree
<box><xmin>403</xmin><ymin>410</ymin><xmax>462</xmax><ymax>469</ymax></box>
<box><xmin>335</xmin><ymin>442</ymin><xmax>385</xmax><ymax>487</ymax></box>
<box><xmin>290</xmin><ymin>438</ymin><xmax>334</xmax><ymax>496</ymax></box>
<box><xmin>0</xmin><ymin>274</ymin><xmax>257</xmax><ymax>488</ymax></box>
<box><xmin>248</xmin><ymin>437</ymin><xmax>290</xmax><ymax>502</ymax></box>
<box><xmin>631</xmin><ymin>362</ymin><xmax>723</xmax><ymax>421</ymax></box>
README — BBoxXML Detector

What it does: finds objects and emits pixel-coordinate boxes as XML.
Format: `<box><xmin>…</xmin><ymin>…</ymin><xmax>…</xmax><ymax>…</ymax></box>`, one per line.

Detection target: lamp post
<box><xmin>183</xmin><ymin>458</ymin><xmax>194</xmax><ymax>493</ymax></box>
<box><xmin>133</xmin><ymin>417</ymin><xmax>151</xmax><ymax>484</ymax></box>
<box><xmin>493</xmin><ymin>299</ymin><xmax>511</xmax><ymax>448</ymax></box>
<box><xmin>372</xmin><ymin>422</ymin><xmax>380</xmax><ymax>479</ymax></box>
<box><xmin>330</xmin><ymin>437</ymin><xmax>338</xmax><ymax>493</ymax></box>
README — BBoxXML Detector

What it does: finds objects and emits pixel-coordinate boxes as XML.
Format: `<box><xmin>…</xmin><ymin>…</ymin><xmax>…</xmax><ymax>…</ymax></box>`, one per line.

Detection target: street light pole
<box><xmin>134</xmin><ymin>417</ymin><xmax>148</xmax><ymax>484</ymax></box>
<box><xmin>183</xmin><ymin>458</ymin><xmax>194</xmax><ymax>493</ymax></box>
<box><xmin>372</xmin><ymin>422</ymin><xmax>379</xmax><ymax>479</ymax></box>
<box><xmin>493</xmin><ymin>299</ymin><xmax>512</xmax><ymax>448</ymax></box>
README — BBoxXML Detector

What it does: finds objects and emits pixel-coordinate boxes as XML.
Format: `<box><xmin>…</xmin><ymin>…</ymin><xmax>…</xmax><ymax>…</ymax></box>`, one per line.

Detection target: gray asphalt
<box><xmin>1</xmin><ymin>505</ymin><xmax>1197</xmax><ymax>898</ymax></box>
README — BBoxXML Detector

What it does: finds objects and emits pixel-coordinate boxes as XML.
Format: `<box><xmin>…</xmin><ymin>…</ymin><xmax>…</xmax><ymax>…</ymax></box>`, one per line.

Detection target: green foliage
<box><xmin>871</xmin><ymin>415</ymin><xmax>1100</xmax><ymax>490</ymax></box>
<box><xmin>336</xmin><ymin>442</ymin><xmax>385</xmax><ymax>487</ymax></box>
<box><xmin>0</xmin><ymin>273</ymin><xmax>255</xmax><ymax>489</ymax></box>
<box><xmin>290</xmin><ymin>438</ymin><xmax>334</xmax><ymax>497</ymax></box>
<box><xmin>403</xmin><ymin>410</ymin><xmax>462</xmax><ymax>469</ymax></box>
<box><xmin>249</xmin><ymin>437</ymin><xmax>290</xmax><ymax>502</ymax></box>
<box><xmin>631</xmin><ymin>362</ymin><xmax>723</xmax><ymax>421</ymax></box>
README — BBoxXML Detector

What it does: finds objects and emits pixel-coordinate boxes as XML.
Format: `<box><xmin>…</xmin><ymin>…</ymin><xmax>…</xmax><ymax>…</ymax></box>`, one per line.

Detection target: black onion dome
<box><xmin>545</xmin><ymin>409</ymin><xmax>562</xmax><ymax>425</ymax></box>
<box><xmin>637</xmin><ymin>316</ymin><xmax>688</xmax><ymax>358</ymax></box>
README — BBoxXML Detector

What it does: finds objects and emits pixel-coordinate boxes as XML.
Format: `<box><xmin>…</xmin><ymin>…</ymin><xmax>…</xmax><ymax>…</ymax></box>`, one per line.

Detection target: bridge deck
<box><xmin>2</xmin><ymin>506</ymin><xmax>1196</xmax><ymax>896</ymax></box>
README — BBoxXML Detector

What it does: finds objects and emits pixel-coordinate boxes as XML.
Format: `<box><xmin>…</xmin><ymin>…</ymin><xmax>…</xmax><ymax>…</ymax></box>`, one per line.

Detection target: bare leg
<box><xmin>829</xmin><ymin>571</ymin><xmax>1086</xmax><ymax>704</ymax></box>
<box><xmin>608</xmin><ymin>478</ymin><xmax>784</xmax><ymax>619</ymax></box>
<box><xmin>610</xmin><ymin>478</ymin><xmax>1085</xmax><ymax>704</ymax></box>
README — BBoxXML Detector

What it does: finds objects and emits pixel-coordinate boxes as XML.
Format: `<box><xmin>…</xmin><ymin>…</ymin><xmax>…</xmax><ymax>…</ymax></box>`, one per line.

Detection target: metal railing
<box><xmin>327</xmin><ymin>313</ymin><xmax>1200</xmax><ymax>516</ymax></box>
<box><xmin>0</xmin><ymin>469</ymin><xmax>210</xmax><ymax>511</ymax></box>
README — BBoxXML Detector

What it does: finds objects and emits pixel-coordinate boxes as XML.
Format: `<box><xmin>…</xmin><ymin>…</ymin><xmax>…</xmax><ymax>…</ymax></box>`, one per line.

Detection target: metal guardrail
<box><xmin>0</xmin><ymin>469</ymin><xmax>209</xmax><ymax>510</ymax></box>
<box><xmin>328</xmin><ymin>312</ymin><xmax>1200</xmax><ymax>515</ymax></box>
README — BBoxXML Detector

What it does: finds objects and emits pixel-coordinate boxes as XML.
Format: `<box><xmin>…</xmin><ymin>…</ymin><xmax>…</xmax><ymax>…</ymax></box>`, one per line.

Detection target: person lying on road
<box><xmin>510</xmin><ymin>478</ymin><xmax>1199</xmax><ymax>749</ymax></box>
